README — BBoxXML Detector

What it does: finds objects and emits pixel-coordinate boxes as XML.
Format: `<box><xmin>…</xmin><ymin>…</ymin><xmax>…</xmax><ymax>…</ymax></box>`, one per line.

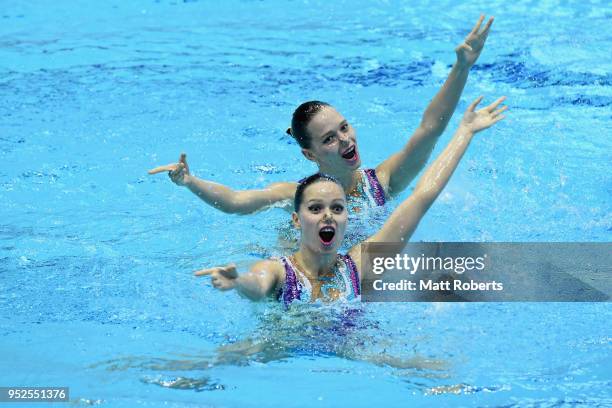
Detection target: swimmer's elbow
<box><xmin>212</xmin><ymin>202</ymin><xmax>247</xmax><ymax>215</ymax></box>
<box><xmin>420</xmin><ymin>117</ymin><xmax>447</xmax><ymax>137</ymax></box>
<box><xmin>227</xmin><ymin>197</ymin><xmax>262</xmax><ymax>215</ymax></box>
<box><xmin>214</xmin><ymin>194</ymin><xmax>260</xmax><ymax>215</ymax></box>
<box><xmin>235</xmin><ymin>278</ymin><xmax>275</xmax><ymax>301</ymax></box>
<box><xmin>230</xmin><ymin>190</ymin><xmax>286</xmax><ymax>215</ymax></box>
<box><xmin>413</xmin><ymin>176</ymin><xmax>446</xmax><ymax>205</ymax></box>
<box><xmin>236</xmin><ymin>288</ymin><xmax>267</xmax><ymax>301</ymax></box>
<box><xmin>401</xmin><ymin>191</ymin><xmax>433</xmax><ymax>216</ymax></box>
<box><xmin>419</xmin><ymin>193</ymin><xmax>438</xmax><ymax>217</ymax></box>
<box><xmin>220</xmin><ymin>184</ymin><xmax>292</xmax><ymax>215</ymax></box>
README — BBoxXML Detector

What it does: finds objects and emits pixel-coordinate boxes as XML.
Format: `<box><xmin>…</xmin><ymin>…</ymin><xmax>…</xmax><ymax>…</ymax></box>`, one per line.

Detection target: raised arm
<box><xmin>194</xmin><ymin>260</ymin><xmax>283</xmax><ymax>301</ymax></box>
<box><xmin>376</xmin><ymin>15</ymin><xmax>494</xmax><ymax>197</ymax></box>
<box><xmin>352</xmin><ymin>96</ymin><xmax>506</xmax><ymax>260</ymax></box>
<box><xmin>149</xmin><ymin>154</ymin><xmax>297</xmax><ymax>214</ymax></box>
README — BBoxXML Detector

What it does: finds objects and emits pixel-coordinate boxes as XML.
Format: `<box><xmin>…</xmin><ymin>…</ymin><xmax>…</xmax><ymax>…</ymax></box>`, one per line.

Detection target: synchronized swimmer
<box><xmin>195</xmin><ymin>97</ymin><xmax>506</xmax><ymax>306</ymax></box>
<box><xmin>147</xmin><ymin>16</ymin><xmax>507</xmax><ymax>307</ymax></box>
<box><xmin>149</xmin><ymin>16</ymin><xmax>495</xmax><ymax>216</ymax></box>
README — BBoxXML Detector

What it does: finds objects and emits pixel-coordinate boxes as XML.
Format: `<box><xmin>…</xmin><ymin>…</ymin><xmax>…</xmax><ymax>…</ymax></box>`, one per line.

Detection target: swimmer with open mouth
<box><xmin>149</xmin><ymin>16</ymin><xmax>496</xmax><ymax>217</ymax></box>
<box><xmin>194</xmin><ymin>95</ymin><xmax>507</xmax><ymax>307</ymax></box>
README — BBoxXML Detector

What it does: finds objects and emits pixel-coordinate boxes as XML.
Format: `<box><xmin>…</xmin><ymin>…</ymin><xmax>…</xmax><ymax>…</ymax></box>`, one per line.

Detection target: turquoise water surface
<box><xmin>1</xmin><ymin>1</ymin><xmax>611</xmax><ymax>407</ymax></box>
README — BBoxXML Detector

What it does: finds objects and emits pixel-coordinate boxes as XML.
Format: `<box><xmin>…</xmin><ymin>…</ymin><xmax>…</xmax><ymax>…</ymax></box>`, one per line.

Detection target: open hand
<box><xmin>148</xmin><ymin>153</ymin><xmax>191</xmax><ymax>186</ymax></box>
<box><xmin>460</xmin><ymin>96</ymin><xmax>507</xmax><ymax>133</ymax></box>
<box><xmin>194</xmin><ymin>263</ymin><xmax>238</xmax><ymax>291</ymax></box>
<box><xmin>455</xmin><ymin>15</ymin><xmax>493</xmax><ymax>69</ymax></box>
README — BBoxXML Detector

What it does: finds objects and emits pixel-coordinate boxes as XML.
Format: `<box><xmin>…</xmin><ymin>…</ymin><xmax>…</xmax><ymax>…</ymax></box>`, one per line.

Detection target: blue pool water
<box><xmin>1</xmin><ymin>1</ymin><xmax>611</xmax><ymax>407</ymax></box>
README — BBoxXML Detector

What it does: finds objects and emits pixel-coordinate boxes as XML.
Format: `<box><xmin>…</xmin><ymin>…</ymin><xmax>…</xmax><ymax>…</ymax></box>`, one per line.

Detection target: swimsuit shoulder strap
<box><xmin>361</xmin><ymin>168</ymin><xmax>386</xmax><ymax>206</ymax></box>
<box><xmin>341</xmin><ymin>254</ymin><xmax>361</xmax><ymax>296</ymax></box>
<box><xmin>279</xmin><ymin>256</ymin><xmax>300</xmax><ymax>306</ymax></box>
<box><xmin>279</xmin><ymin>256</ymin><xmax>312</xmax><ymax>307</ymax></box>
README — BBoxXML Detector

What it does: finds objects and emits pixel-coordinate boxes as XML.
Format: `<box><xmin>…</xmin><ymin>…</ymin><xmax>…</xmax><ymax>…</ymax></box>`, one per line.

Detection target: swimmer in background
<box><xmin>194</xmin><ymin>96</ymin><xmax>507</xmax><ymax>306</ymax></box>
<box><xmin>148</xmin><ymin>16</ymin><xmax>495</xmax><ymax>214</ymax></box>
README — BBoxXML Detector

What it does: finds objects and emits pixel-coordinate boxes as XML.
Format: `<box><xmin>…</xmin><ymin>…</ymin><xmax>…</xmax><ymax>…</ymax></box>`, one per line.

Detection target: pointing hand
<box><xmin>148</xmin><ymin>153</ymin><xmax>191</xmax><ymax>186</ymax></box>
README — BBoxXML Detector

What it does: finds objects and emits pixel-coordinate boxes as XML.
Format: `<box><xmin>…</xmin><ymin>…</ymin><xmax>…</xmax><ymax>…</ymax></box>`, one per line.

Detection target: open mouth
<box><xmin>318</xmin><ymin>226</ymin><xmax>336</xmax><ymax>246</ymax></box>
<box><xmin>341</xmin><ymin>145</ymin><xmax>357</xmax><ymax>161</ymax></box>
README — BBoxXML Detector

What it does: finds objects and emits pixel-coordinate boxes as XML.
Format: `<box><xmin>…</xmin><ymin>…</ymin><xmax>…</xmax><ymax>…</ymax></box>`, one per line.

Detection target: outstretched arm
<box><xmin>376</xmin><ymin>15</ymin><xmax>494</xmax><ymax>197</ymax></box>
<box><xmin>194</xmin><ymin>261</ymin><xmax>283</xmax><ymax>301</ymax></box>
<box><xmin>354</xmin><ymin>96</ymin><xmax>506</xmax><ymax>257</ymax></box>
<box><xmin>149</xmin><ymin>154</ymin><xmax>297</xmax><ymax>214</ymax></box>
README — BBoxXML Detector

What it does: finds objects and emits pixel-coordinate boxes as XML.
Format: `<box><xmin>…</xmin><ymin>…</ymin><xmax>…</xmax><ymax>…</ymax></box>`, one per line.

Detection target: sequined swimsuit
<box><xmin>348</xmin><ymin>168</ymin><xmax>386</xmax><ymax>209</ymax></box>
<box><xmin>278</xmin><ymin>255</ymin><xmax>361</xmax><ymax>308</ymax></box>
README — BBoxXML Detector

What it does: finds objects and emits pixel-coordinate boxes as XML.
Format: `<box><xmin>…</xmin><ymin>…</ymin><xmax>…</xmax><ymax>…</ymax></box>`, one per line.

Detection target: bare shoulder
<box><xmin>250</xmin><ymin>258</ymin><xmax>286</xmax><ymax>280</ymax></box>
<box><xmin>347</xmin><ymin>246</ymin><xmax>363</xmax><ymax>279</ymax></box>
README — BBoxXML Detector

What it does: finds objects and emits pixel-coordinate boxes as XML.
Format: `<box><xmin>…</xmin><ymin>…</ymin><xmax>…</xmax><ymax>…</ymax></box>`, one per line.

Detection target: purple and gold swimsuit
<box><xmin>352</xmin><ymin>168</ymin><xmax>386</xmax><ymax>208</ymax></box>
<box><xmin>343</xmin><ymin>169</ymin><xmax>389</xmax><ymax>246</ymax></box>
<box><xmin>278</xmin><ymin>255</ymin><xmax>360</xmax><ymax>308</ymax></box>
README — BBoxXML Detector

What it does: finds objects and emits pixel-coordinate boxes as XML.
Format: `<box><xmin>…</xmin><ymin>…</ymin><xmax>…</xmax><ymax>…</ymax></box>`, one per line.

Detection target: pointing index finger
<box><xmin>194</xmin><ymin>267</ymin><xmax>217</xmax><ymax>277</ymax></box>
<box><xmin>148</xmin><ymin>164</ymin><xmax>178</xmax><ymax>175</ymax></box>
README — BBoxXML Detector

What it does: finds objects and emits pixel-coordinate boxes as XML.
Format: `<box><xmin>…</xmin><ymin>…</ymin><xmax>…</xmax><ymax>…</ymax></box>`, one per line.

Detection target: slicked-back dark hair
<box><xmin>287</xmin><ymin>101</ymin><xmax>331</xmax><ymax>149</ymax></box>
<box><xmin>294</xmin><ymin>173</ymin><xmax>342</xmax><ymax>211</ymax></box>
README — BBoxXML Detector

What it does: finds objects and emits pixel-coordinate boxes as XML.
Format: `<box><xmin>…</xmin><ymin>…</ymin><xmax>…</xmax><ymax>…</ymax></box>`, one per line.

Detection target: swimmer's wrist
<box><xmin>453</xmin><ymin>61</ymin><xmax>471</xmax><ymax>72</ymax></box>
<box><xmin>183</xmin><ymin>174</ymin><xmax>195</xmax><ymax>188</ymax></box>
<box><xmin>457</xmin><ymin>125</ymin><xmax>475</xmax><ymax>136</ymax></box>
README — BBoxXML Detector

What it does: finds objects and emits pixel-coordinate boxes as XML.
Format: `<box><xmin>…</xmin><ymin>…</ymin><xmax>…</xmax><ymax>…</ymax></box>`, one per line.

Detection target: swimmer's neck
<box><xmin>293</xmin><ymin>247</ymin><xmax>337</xmax><ymax>278</ymax></box>
<box><xmin>317</xmin><ymin>165</ymin><xmax>361</xmax><ymax>194</ymax></box>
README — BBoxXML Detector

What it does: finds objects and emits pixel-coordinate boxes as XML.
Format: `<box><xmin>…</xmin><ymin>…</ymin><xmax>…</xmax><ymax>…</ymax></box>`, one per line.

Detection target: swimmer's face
<box><xmin>302</xmin><ymin>106</ymin><xmax>361</xmax><ymax>172</ymax></box>
<box><xmin>292</xmin><ymin>180</ymin><xmax>348</xmax><ymax>254</ymax></box>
